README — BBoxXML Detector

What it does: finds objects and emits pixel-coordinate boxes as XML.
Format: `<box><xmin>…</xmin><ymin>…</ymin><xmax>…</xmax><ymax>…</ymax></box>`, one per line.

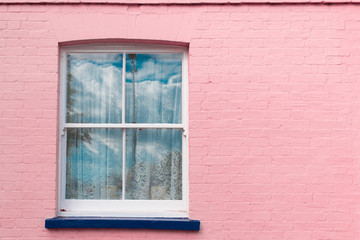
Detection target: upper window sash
<box><xmin>63</xmin><ymin>49</ymin><xmax>185</xmax><ymax>125</ymax></box>
<box><xmin>60</xmin><ymin>45</ymin><xmax>188</xmax><ymax>126</ymax></box>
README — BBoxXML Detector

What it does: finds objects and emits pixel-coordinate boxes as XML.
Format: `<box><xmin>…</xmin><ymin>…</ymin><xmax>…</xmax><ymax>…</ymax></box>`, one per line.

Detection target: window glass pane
<box><xmin>125</xmin><ymin>129</ymin><xmax>182</xmax><ymax>200</ymax></box>
<box><xmin>125</xmin><ymin>54</ymin><xmax>182</xmax><ymax>124</ymax></box>
<box><xmin>66</xmin><ymin>53</ymin><xmax>123</xmax><ymax>123</ymax></box>
<box><xmin>66</xmin><ymin>128</ymin><xmax>123</xmax><ymax>200</ymax></box>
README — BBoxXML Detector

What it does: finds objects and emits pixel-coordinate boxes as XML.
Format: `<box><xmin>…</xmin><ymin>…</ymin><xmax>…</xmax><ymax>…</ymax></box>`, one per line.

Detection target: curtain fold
<box><xmin>65</xmin><ymin>53</ymin><xmax>123</xmax><ymax>200</ymax></box>
<box><xmin>65</xmin><ymin>53</ymin><xmax>183</xmax><ymax>201</ymax></box>
<box><xmin>124</xmin><ymin>54</ymin><xmax>183</xmax><ymax>200</ymax></box>
<box><xmin>125</xmin><ymin>129</ymin><xmax>182</xmax><ymax>200</ymax></box>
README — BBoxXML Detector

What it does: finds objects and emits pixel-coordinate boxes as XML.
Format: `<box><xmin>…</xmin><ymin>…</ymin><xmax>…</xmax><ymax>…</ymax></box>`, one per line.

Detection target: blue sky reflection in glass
<box><xmin>66</xmin><ymin>53</ymin><xmax>123</xmax><ymax>124</ymax></box>
<box><xmin>125</xmin><ymin>54</ymin><xmax>182</xmax><ymax>124</ymax></box>
<box><xmin>66</xmin><ymin>128</ymin><xmax>123</xmax><ymax>200</ymax></box>
<box><xmin>125</xmin><ymin>54</ymin><xmax>182</xmax><ymax>200</ymax></box>
<box><xmin>65</xmin><ymin>53</ymin><xmax>123</xmax><ymax>200</ymax></box>
<box><xmin>65</xmin><ymin>53</ymin><xmax>183</xmax><ymax>200</ymax></box>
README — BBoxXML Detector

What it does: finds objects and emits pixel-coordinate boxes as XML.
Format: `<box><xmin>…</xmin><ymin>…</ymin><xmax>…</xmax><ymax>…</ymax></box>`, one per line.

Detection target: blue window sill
<box><xmin>45</xmin><ymin>217</ymin><xmax>200</xmax><ymax>231</ymax></box>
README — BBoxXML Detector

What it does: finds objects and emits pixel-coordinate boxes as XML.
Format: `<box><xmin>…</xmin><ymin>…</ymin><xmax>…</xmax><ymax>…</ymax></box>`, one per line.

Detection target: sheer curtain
<box><xmin>65</xmin><ymin>53</ymin><xmax>183</xmax><ymax>200</ymax></box>
<box><xmin>125</xmin><ymin>129</ymin><xmax>182</xmax><ymax>200</ymax></box>
<box><xmin>125</xmin><ymin>54</ymin><xmax>183</xmax><ymax>200</ymax></box>
<box><xmin>65</xmin><ymin>53</ymin><xmax>123</xmax><ymax>200</ymax></box>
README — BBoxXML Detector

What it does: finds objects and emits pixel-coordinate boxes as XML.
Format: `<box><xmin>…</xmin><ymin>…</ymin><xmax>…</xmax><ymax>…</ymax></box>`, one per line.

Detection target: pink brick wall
<box><xmin>1</xmin><ymin>2</ymin><xmax>360</xmax><ymax>239</ymax></box>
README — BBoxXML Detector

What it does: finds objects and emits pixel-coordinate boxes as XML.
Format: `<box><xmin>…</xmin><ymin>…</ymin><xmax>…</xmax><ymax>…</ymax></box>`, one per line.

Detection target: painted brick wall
<box><xmin>1</xmin><ymin>2</ymin><xmax>360</xmax><ymax>240</ymax></box>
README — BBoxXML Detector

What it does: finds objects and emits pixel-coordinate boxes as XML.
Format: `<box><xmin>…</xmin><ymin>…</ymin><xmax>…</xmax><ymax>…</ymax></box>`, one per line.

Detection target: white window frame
<box><xmin>58</xmin><ymin>44</ymin><xmax>189</xmax><ymax>218</ymax></box>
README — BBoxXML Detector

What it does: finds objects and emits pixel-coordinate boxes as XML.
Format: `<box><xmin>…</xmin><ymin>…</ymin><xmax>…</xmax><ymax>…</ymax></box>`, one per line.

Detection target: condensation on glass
<box><xmin>65</xmin><ymin>53</ymin><xmax>183</xmax><ymax>200</ymax></box>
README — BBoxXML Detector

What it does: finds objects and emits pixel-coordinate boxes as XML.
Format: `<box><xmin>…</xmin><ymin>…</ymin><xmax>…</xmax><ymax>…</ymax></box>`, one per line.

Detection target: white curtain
<box><xmin>65</xmin><ymin>53</ymin><xmax>183</xmax><ymax>200</ymax></box>
<box><xmin>65</xmin><ymin>53</ymin><xmax>123</xmax><ymax>199</ymax></box>
<box><xmin>125</xmin><ymin>129</ymin><xmax>182</xmax><ymax>200</ymax></box>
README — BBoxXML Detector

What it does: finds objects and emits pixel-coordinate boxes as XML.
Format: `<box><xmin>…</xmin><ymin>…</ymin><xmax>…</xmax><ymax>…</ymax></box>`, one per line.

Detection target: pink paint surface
<box><xmin>2</xmin><ymin>2</ymin><xmax>360</xmax><ymax>239</ymax></box>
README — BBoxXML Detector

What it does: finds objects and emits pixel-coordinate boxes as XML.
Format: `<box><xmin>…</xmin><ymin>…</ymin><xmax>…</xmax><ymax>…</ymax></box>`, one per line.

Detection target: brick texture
<box><xmin>1</xmin><ymin>2</ymin><xmax>360</xmax><ymax>240</ymax></box>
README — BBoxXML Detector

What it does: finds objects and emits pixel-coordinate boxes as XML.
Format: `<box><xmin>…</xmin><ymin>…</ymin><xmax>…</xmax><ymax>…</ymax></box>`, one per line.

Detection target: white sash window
<box><xmin>58</xmin><ymin>44</ymin><xmax>188</xmax><ymax>217</ymax></box>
